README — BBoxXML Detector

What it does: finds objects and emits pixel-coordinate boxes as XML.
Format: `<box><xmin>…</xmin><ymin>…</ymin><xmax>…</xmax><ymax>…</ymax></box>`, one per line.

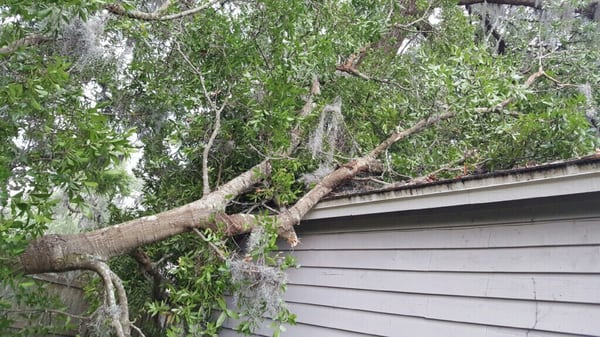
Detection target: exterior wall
<box><xmin>222</xmin><ymin>192</ymin><xmax>600</xmax><ymax>337</ymax></box>
<box><xmin>4</xmin><ymin>273</ymin><xmax>87</xmax><ymax>337</ymax></box>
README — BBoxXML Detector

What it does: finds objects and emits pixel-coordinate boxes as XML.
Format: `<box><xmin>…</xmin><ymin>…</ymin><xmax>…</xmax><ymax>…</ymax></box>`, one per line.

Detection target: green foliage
<box><xmin>0</xmin><ymin>276</ymin><xmax>77</xmax><ymax>337</ymax></box>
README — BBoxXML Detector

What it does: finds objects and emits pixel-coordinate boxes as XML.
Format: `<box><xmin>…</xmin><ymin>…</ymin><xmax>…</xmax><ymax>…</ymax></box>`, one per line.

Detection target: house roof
<box><xmin>303</xmin><ymin>156</ymin><xmax>600</xmax><ymax>220</ymax></box>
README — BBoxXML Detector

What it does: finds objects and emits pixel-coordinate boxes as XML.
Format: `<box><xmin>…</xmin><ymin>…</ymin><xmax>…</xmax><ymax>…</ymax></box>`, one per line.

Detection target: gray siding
<box><xmin>224</xmin><ymin>193</ymin><xmax>600</xmax><ymax>337</ymax></box>
<box><xmin>4</xmin><ymin>273</ymin><xmax>87</xmax><ymax>337</ymax></box>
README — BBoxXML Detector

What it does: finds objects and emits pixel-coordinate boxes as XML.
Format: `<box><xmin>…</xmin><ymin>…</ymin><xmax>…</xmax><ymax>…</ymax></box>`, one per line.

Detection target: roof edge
<box><xmin>303</xmin><ymin>157</ymin><xmax>600</xmax><ymax>220</ymax></box>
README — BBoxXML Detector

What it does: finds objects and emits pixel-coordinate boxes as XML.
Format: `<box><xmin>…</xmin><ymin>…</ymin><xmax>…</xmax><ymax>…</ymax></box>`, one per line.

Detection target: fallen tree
<box><xmin>1</xmin><ymin>1</ymin><xmax>599</xmax><ymax>336</ymax></box>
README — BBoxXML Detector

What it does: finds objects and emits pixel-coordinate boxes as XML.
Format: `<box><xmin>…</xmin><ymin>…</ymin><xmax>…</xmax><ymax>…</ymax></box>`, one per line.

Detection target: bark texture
<box><xmin>18</xmin><ymin>160</ymin><xmax>270</xmax><ymax>274</ymax></box>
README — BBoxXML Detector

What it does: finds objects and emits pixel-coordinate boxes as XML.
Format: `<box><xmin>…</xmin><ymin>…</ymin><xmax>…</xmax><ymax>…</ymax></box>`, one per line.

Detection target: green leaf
<box><xmin>7</xmin><ymin>83</ymin><xmax>23</xmax><ymax>100</ymax></box>
<box><xmin>216</xmin><ymin>311</ymin><xmax>227</xmax><ymax>327</ymax></box>
<box><xmin>18</xmin><ymin>281</ymin><xmax>35</xmax><ymax>288</ymax></box>
<box><xmin>83</xmin><ymin>181</ymin><xmax>98</xmax><ymax>188</ymax></box>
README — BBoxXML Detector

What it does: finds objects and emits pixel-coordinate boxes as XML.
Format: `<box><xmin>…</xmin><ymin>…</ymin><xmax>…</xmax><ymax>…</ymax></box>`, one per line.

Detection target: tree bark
<box><xmin>17</xmin><ymin>160</ymin><xmax>270</xmax><ymax>274</ymax></box>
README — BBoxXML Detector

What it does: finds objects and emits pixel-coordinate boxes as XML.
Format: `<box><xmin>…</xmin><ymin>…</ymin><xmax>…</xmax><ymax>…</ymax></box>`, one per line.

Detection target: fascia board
<box><xmin>303</xmin><ymin>164</ymin><xmax>600</xmax><ymax>220</ymax></box>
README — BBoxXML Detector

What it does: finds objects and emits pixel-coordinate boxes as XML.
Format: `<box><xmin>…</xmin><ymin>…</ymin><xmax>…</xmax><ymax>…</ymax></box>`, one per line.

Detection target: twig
<box><xmin>131</xmin><ymin>324</ymin><xmax>147</xmax><ymax>337</ymax></box>
<box><xmin>385</xmin><ymin>0</ymin><xmax>395</xmax><ymax>24</ymax></box>
<box><xmin>474</xmin><ymin>66</ymin><xmax>545</xmax><ymax>113</ymax></box>
<box><xmin>542</xmin><ymin>72</ymin><xmax>578</xmax><ymax>88</ymax></box>
<box><xmin>353</xmin><ymin>176</ymin><xmax>388</xmax><ymax>185</ymax></box>
<box><xmin>249</xmin><ymin>143</ymin><xmax>294</xmax><ymax>160</ymax></box>
<box><xmin>261</xmin><ymin>203</ymin><xmax>282</xmax><ymax>215</ymax></box>
<box><xmin>335</xmin><ymin>64</ymin><xmax>409</xmax><ymax>90</ymax></box>
<box><xmin>191</xmin><ymin>228</ymin><xmax>227</xmax><ymax>260</ymax></box>
<box><xmin>1</xmin><ymin>308</ymin><xmax>90</xmax><ymax>320</ymax></box>
<box><xmin>393</xmin><ymin>1</ymin><xmax>433</xmax><ymax>29</ymax></box>
<box><xmin>392</xmin><ymin>150</ymin><xmax>477</xmax><ymax>187</ymax></box>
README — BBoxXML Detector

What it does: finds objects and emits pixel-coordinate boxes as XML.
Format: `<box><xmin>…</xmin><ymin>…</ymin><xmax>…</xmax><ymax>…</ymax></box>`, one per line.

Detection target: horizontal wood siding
<box><xmin>281</xmin><ymin>218</ymin><xmax>600</xmax><ymax>250</ymax></box>
<box><xmin>286</xmin><ymin>268</ymin><xmax>600</xmax><ymax>304</ymax></box>
<box><xmin>282</xmin><ymin>303</ymin><xmax>588</xmax><ymax>337</ymax></box>
<box><xmin>223</xmin><ymin>194</ymin><xmax>600</xmax><ymax>336</ymax></box>
<box><xmin>220</xmin><ymin>320</ymin><xmax>379</xmax><ymax>337</ymax></box>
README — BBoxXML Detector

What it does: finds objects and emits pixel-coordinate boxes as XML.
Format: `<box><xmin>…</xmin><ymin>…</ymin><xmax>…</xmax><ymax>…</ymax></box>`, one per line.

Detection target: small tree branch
<box><xmin>335</xmin><ymin>64</ymin><xmax>409</xmax><ymax>90</ymax></box>
<box><xmin>289</xmin><ymin>75</ymin><xmax>321</xmax><ymax>153</ymax></box>
<box><xmin>106</xmin><ymin>0</ymin><xmax>224</xmax><ymax>21</ymax></box>
<box><xmin>369</xmin><ymin>110</ymin><xmax>456</xmax><ymax>159</ymax></box>
<box><xmin>82</xmin><ymin>260</ymin><xmax>129</xmax><ymax>337</ymax></box>
<box><xmin>175</xmin><ymin>41</ymin><xmax>229</xmax><ymax>196</ymax></box>
<box><xmin>0</xmin><ymin>35</ymin><xmax>51</xmax><ymax>55</ymax></box>
<box><xmin>393</xmin><ymin>1</ymin><xmax>432</xmax><ymax>29</ymax></box>
<box><xmin>202</xmin><ymin>103</ymin><xmax>226</xmax><ymax>196</ymax></box>
<box><xmin>191</xmin><ymin>228</ymin><xmax>227</xmax><ymax>260</ymax></box>
<box><xmin>130</xmin><ymin>249</ymin><xmax>169</xmax><ymax>301</ymax></box>
<box><xmin>475</xmin><ymin>66</ymin><xmax>545</xmax><ymax>113</ymax></box>
<box><xmin>131</xmin><ymin>324</ymin><xmax>147</xmax><ymax>337</ymax></box>
<box><xmin>336</xmin><ymin>47</ymin><xmax>408</xmax><ymax>88</ymax></box>
<box><xmin>393</xmin><ymin>150</ymin><xmax>477</xmax><ymax>186</ymax></box>
<box><xmin>1</xmin><ymin>308</ymin><xmax>89</xmax><ymax>320</ymax></box>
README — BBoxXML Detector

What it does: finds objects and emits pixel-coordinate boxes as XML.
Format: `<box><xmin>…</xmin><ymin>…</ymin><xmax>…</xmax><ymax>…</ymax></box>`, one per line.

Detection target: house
<box><xmin>222</xmin><ymin>157</ymin><xmax>600</xmax><ymax>337</ymax></box>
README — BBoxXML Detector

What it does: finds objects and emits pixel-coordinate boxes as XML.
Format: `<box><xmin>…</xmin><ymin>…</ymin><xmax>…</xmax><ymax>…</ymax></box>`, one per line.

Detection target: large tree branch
<box><xmin>16</xmin><ymin>75</ymin><xmax>321</xmax><ymax>274</ymax></box>
<box><xmin>16</xmin><ymin>107</ymin><xmax>452</xmax><ymax>272</ymax></box>
<box><xmin>17</xmin><ymin>160</ymin><xmax>270</xmax><ymax>274</ymax></box>
<box><xmin>276</xmin><ymin>108</ymin><xmax>456</xmax><ymax>244</ymax></box>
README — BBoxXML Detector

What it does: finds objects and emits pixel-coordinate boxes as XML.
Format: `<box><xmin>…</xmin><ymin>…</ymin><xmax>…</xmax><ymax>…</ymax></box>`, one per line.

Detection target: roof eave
<box><xmin>303</xmin><ymin>158</ymin><xmax>600</xmax><ymax>220</ymax></box>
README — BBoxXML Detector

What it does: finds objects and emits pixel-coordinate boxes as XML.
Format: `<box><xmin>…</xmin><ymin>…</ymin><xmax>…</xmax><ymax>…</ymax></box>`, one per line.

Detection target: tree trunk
<box><xmin>17</xmin><ymin>161</ymin><xmax>270</xmax><ymax>274</ymax></box>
